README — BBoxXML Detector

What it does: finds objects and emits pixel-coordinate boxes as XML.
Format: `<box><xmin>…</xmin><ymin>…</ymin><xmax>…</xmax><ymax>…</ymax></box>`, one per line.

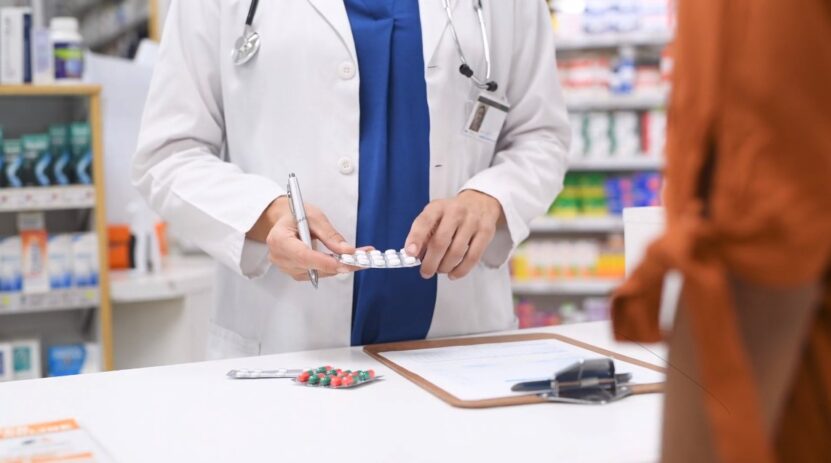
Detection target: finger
<box><xmin>437</xmin><ymin>219</ymin><xmax>477</xmax><ymax>274</ymax></box>
<box><xmin>308</xmin><ymin>210</ymin><xmax>354</xmax><ymax>255</ymax></box>
<box><xmin>283</xmin><ymin>256</ymin><xmax>364</xmax><ymax>275</ymax></box>
<box><xmin>285</xmin><ymin>239</ymin><xmax>349</xmax><ymax>274</ymax></box>
<box><xmin>420</xmin><ymin>211</ymin><xmax>464</xmax><ymax>278</ymax></box>
<box><xmin>266</xmin><ymin>219</ymin><xmax>302</xmax><ymax>266</ymax></box>
<box><xmin>405</xmin><ymin>203</ymin><xmax>443</xmax><ymax>258</ymax></box>
<box><xmin>291</xmin><ymin>270</ymin><xmax>337</xmax><ymax>281</ymax></box>
<box><xmin>449</xmin><ymin>226</ymin><xmax>495</xmax><ymax>280</ymax></box>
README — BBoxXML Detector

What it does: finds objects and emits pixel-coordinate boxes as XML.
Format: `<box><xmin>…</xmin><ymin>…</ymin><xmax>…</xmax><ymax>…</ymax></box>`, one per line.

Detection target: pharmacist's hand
<box><xmin>258</xmin><ymin>197</ymin><xmax>357</xmax><ymax>281</ymax></box>
<box><xmin>405</xmin><ymin>190</ymin><xmax>504</xmax><ymax>280</ymax></box>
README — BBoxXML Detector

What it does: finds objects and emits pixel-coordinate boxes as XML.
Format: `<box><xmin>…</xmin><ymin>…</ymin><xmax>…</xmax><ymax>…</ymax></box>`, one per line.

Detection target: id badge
<box><xmin>463</xmin><ymin>92</ymin><xmax>511</xmax><ymax>143</ymax></box>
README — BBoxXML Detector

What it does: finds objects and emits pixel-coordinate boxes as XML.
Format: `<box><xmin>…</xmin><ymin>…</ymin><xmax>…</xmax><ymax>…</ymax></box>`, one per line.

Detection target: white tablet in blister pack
<box><xmin>335</xmin><ymin>249</ymin><xmax>420</xmax><ymax>269</ymax></box>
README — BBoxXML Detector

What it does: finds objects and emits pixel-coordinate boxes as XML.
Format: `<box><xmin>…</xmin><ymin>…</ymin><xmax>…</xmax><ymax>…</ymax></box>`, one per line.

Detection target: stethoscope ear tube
<box><xmin>245</xmin><ymin>0</ymin><xmax>260</xmax><ymax>26</ymax></box>
<box><xmin>446</xmin><ymin>0</ymin><xmax>498</xmax><ymax>92</ymax></box>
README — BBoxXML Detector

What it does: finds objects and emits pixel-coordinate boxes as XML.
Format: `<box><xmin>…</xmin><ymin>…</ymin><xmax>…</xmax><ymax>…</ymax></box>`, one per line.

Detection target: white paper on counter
<box><xmin>0</xmin><ymin>418</ymin><xmax>114</xmax><ymax>462</ymax></box>
<box><xmin>380</xmin><ymin>339</ymin><xmax>665</xmax><ymax>401</ymax></box>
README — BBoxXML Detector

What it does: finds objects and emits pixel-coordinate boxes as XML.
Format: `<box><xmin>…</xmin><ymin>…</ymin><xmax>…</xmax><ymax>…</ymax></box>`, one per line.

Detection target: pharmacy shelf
<box><xmin>0</xmin><ymin>288</ymin><xmax>100</xmax><ymax>315</ymax></box>
<box><xmin>565</xmin><ymin>90</ymin><xmax>669</xmax><ymax>111</ymax></box>
<box><xmin>555</xmin><ymin>31</ymin><xmax>673</xmax><ymax>51</ymax></box>
<box><xmin>0</xmin><ymin>82</ymin><xmax>113</xmax><ymax>370</ymax></box>
<box><xmin>0</xmin><ymin>186</ymin><xmax>96</xmax><ymax>212</ymax></box>
<box><xmin>60</xmin><ymin>0</ymin><xmax>106</xmax><ymax>18</ymax></box>
<box><xmin>529</xmin><ymin>216</ymin><xmax>624</xmax><ymax>233</ymax></box>
<box><xmin>86</xmin><ymin>14</ymin><xmax>150</xmax><ymax>49</ymax></box>
<box><xmin>0</xmin><ymin>84</ymin><xmax>101</xmax><ymax>97</ymax></box>
<box><xmin>110</xmin><ymin>255</ymin><xmax>216</xmax><ymax>303</ymax></box>
<box><xmin>511</xmin><ymin>279</ymin><xmax>622</xmax><ymax>296</ymax></box>
<box><xmin>568</xmin><ymin>157</ymin><xmax>665</xmax><ymax>171</ymax></box>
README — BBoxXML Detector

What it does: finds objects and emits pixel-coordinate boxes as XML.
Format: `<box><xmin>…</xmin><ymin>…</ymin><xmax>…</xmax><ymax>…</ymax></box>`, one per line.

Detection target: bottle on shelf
<box><xmin>511</xmin><ymin>235</ymin><xmax>626</xmax><ymax>283</ymax></box>
<box><xmin>50</xmin><ymin>17</ymin><xmax>84</xmax><ymax>82</ymax></box>
<box><xmin>514</xmin><ymin>297</ymin><xmax>611</xmax><ymax>328</ymax></box>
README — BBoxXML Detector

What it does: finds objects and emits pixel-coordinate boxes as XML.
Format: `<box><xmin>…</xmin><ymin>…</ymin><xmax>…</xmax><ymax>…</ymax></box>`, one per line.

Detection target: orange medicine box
<box><xmin>20</xmin><ymin>229</ymin><xmax>49</xmax><ymax>293</ymax></box>
<box><xmin>107</xmin><ymin>225</ymin><xmax>132</xmax><ymax>270</ymax></box>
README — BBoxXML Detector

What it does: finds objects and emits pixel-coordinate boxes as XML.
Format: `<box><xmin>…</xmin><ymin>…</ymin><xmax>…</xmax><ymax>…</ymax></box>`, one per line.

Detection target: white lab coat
<box><xmin>133</xmin><ymin>0</ymin><xmax>570</xmax><ymax>358</ymax></box>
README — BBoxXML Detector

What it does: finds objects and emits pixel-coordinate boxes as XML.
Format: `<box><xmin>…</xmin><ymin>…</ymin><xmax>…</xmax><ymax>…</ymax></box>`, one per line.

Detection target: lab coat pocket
<box><xmin>206</xmin><ymin>322</ymin><xmax>261</xmax><ymax>360</ymax></box>
<box><xmin>461</xmin><ymin>125</ymin><xmax>498</xmax><ymax>173</ymax></box>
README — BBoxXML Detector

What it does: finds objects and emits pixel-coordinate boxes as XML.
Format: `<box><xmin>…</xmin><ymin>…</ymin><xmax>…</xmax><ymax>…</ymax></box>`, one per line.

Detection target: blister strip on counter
<box><xmin>227</xmin><ymin>368</ymin><xmax>303</xmax><ymax>379</ymax></box>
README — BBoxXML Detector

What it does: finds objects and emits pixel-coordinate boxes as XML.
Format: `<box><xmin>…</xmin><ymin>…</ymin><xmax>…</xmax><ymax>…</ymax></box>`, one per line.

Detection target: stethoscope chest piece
<box><xmin>232</xmin><ymin>0</ymin><xmax>261</xmax><ymax>66</ymax></box>
<box><xmin>232</xmin><ymin>25</ymin><xmax>261</xmax><ymax>66</ymax></box>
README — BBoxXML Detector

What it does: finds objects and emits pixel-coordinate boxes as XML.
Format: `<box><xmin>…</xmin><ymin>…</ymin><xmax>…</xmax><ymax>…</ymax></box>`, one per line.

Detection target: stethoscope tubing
<box><xmin>235</xmin><ymin>0</ymin><xmax>498</xmax><ymax>91</ymax></box>
<box><xmin>245</xmin><ymin>0</ymin><xmax>259</xmax><ymax>26</ymax></box>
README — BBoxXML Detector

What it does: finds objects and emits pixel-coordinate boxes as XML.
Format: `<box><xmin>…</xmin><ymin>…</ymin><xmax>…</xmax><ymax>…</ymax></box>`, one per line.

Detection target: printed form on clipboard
<box><xmin>366</xmin><ymin>333</ymin><xmax>666</xmax><ymax>407</ymax></box>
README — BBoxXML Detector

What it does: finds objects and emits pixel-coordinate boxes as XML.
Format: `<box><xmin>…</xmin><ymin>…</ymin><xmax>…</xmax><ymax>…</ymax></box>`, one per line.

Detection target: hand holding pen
<box><xmin>247</xmin><ymin>175</ymin><xmax>358</xmax><ymax>285</ymax></box>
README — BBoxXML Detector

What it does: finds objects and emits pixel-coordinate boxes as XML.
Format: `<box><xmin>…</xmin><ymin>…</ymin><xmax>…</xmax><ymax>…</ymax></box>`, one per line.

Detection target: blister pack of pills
<box><xmin>334</xmin><ymin>249</ymin><xmax>420</xmax><ymax>269</ymax></box>
<box><xmin>226</xmin><ymin>368</ymin><xmax>303</xmax><ymax>379</ymax></box>
<box><xmin>295</xmin><ymin>366</ymin><xmax>381</xmax><ymax>389</ymax></box>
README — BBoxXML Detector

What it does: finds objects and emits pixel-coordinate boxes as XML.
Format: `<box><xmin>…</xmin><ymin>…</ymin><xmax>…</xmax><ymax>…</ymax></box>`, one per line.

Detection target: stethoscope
<box><xmin>231</xmin><ymin>0</ymin><xmax>260</xmax><ymax>66</ymax></box>
<box><xmin>231</xmin><ymin>0</ymin><xmax>498</xmax><ymax>92</ymax></box>
<box><xmin>442</xmin><ymin>0</ymin><xmax>497</xmax><ymax>92</ymax></box>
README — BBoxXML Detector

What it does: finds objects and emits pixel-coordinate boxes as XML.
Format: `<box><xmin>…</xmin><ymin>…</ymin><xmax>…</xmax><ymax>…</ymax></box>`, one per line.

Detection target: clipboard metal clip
<box><xmin>511</xmin><ymin>358</ymin><xmax>634</xmax><ymax>405</ymax></box>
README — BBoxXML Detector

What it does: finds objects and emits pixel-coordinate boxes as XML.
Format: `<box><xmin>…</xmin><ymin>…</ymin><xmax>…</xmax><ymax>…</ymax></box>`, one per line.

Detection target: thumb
<box><xmin>309</xmin><ymin>212</ymin><xmax>354</xmax><ymax>255</ymax></box>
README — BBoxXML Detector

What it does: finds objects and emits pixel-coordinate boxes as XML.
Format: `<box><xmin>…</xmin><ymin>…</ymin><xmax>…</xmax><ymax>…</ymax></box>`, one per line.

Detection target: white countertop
<box><xmin>0</xmin><ymin>322</ymin><xmax>667</xmax><ymax>463</ymax></box>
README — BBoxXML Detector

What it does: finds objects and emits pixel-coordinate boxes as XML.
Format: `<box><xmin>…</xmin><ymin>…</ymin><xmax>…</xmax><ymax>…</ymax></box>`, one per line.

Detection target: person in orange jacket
<box><xmin>612</xmin><ymin>0</ymin><xmax>831</xmax><ymax>461</ymax></box>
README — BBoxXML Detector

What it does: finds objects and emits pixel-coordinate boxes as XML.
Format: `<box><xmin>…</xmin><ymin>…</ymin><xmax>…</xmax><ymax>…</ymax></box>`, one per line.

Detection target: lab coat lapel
<box><xmin>306</xmin><ymin>0</ymin><xmax>357</xmax><ymax>60</ymax></box>
<box><xmin>419</xmin><ymin>0</ymin><xmax>458</xmax><ymax>67</ymax></box>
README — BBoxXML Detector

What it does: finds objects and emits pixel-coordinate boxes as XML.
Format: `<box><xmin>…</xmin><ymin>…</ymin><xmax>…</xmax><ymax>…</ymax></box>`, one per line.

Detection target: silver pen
<box><xmin>287</xmin><ymin>173</ymin><xmax>318</xmax><ymax>288</ymax></box>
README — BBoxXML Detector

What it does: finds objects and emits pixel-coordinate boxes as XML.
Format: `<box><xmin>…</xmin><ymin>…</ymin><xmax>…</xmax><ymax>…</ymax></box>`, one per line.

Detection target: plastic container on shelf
<box><xmin>511</xmin><ymin>235</ymin><xmax>625</xmax><ymax>283</ymax></box>
<box><xmin>622</xmin><ymin>206</ymin><xmax>664</xmax><ymax>276</ymax></box>
<box><xmin>610</xmin><ymin>46</ymin><xmax>637</xmax><ymax>94</ymax></box>
<box><xmin>50</xmin><ymin>17</ymin><xmax>84</xmax><ymax>82</ymax></box>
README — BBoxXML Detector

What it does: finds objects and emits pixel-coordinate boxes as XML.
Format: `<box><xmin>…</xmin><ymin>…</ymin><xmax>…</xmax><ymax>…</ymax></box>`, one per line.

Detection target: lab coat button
<box><xmin>338</xmin><ymin>157</ymin><xmax>355</xmax><ymax>175</ymax></box>
<box><xmin>338</xmin><ymin>61</ymin><xmax>356</xmax><ymax>79</ymax></box>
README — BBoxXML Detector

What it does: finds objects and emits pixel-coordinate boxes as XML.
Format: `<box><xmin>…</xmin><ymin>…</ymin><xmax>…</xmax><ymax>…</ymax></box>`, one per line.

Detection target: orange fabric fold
<box><xmin>611</xmin><ymin>0</ymin><xmax>831</xmax><ymax>461</ymax></box>
<box><xmin>614</xmin><ymin>211</ymin><xmax>775</xmax><ymax>463</ymax></box>
<box><xmin>775</xmin><ymin>278</ymin><xmax>831</xmax><ymax>462</ymax></box>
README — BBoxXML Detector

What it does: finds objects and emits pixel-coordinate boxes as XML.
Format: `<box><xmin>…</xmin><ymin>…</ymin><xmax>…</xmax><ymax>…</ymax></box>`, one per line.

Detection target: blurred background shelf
<box><xmin>564</xmin><ymin>90</ymin><xmax>669</xmax><ymax>111</ymax></box>
<box><xmin>555</xmin><ymin>31</ymin><xmax>673</xmax><ymax>50</ymax></box>
<box><xmin>0</xmin><ymin>288</ymin><xmax>100</xmax><ymax>315</ymax></box>
<box><xmin>110</xmin><ymin>255</ymin><xmax>215</xmax><ymax>304</ymax></box>
<box><xmin>0</xmin><ymin>186</ymin><xmax>96</xmax><ymax>212</ymax></box>
<box><xmin>529</xmin><ymin>216</ymin><xmax>624</xmax><ymax>233</ymax></box>
<box><xmin>568</xmin><ymin>157</ymin><xmax>664</xmax><ymax>172</ymax></box>
<box><xmin>0</xmin><ymin>81</ymin><xmax>113</xmax><ymax>376</ymax></box>
<box><xmin>0</xmin><ymin>84</ymin><xmax>102</xmax><ymax>96</ymax></box>
<box><xmin>511</xmin><ymin>279</ymin><xmax>622</xmax><ymax>296</ymax></box>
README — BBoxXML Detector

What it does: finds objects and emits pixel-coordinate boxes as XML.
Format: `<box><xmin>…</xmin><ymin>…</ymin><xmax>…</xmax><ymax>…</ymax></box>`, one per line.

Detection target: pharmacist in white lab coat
<box><xmin>133</xmin><ymin>0</ymin><xmax>569</xmax><ymax>358</ymax></box>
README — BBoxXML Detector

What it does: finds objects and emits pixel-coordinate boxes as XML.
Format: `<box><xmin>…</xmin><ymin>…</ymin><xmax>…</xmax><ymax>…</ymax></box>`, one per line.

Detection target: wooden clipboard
<box><xmin>363</xmin><ymin>332</ymin><xmax>666</xmax><ymax>409</ymax></box>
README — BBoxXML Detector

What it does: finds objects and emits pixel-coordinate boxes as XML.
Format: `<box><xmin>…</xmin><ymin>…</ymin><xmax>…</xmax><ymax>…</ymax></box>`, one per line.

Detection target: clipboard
<box><xmin>363</xmin><ymin>332</ymin><xmax>666</xmax><ymax>409</ymax></box>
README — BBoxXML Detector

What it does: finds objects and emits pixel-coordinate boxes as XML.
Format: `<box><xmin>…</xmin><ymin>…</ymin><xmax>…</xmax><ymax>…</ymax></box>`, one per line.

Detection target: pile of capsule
<box><xmin>296</xmin><ymin>365</ymin><xmax>377</xmax><ymax>388</ymax></box>
<box><xmin>336</xmin><ymin>249</ymin><xmax>420</xmax><ymax>269</ymax></box>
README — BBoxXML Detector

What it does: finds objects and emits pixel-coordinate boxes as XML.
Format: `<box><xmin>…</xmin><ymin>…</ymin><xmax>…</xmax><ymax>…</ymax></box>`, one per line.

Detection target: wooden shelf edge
<box><xmin>0</xmin><ymin>84</ymin><xmax>101</xmax><ymax>97</ymax></box>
